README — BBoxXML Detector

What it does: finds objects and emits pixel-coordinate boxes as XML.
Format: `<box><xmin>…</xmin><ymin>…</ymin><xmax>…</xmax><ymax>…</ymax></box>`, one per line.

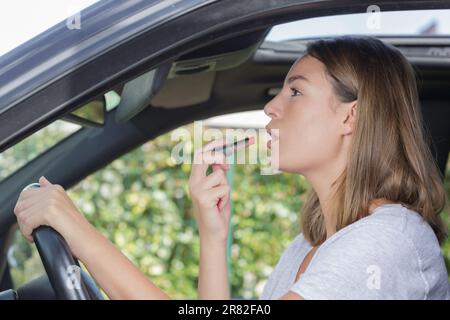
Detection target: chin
<box><xmin>273</xmin><ymin>160</ymin><xmax>294</xmax><ymax>174</ymax></box>
<box><xmin>278</xmin><ymin>166</ymin><xmax>298</xmax><ymax>174</ymax></box>
<box><xmin>277</xmin><ymin>158</ymin><xmax>307</xmax><ymax>174</ymax></box>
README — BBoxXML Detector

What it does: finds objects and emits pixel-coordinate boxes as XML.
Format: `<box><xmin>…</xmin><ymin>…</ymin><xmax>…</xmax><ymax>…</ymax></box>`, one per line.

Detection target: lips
<box><xmin>265</xmin><ymin>127</ymin><xmax>279</xmax><ymax>149</ymax></box>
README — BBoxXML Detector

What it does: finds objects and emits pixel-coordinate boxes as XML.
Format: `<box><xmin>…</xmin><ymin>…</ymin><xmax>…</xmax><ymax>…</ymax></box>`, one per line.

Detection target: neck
<box><xmin>304</xmin><ymin>172</ymin><xmax>340</xmax><ymax>240</ymax></box>
<box><xmin>302</xmin><ymin>156</ymin><xmax>347</xmax><ymax>240</ymax></box>
<box><xmin>305</xmin><ymin>166</ymin><xmax>395</xmax><ymax>240</ymax></box>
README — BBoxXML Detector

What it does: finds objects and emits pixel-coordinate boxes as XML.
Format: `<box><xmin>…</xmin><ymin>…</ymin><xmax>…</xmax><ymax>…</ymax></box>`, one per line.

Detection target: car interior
<box><xmin>0</xmin><ymin>7</ymin><xmax>449</xmax><ymax>299</ymax></box>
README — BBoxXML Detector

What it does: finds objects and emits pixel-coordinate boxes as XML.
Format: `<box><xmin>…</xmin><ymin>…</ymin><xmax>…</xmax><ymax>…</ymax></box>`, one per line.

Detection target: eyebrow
<box><xmin>285</xmin><ymin>74</ymin><xmax>310</xmax><ymax>85</ymax></box>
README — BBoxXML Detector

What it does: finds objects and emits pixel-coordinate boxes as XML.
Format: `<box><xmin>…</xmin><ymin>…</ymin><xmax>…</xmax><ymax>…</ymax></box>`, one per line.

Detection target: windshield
<box><xmin>266</xmin><ymin>9</ymin><xmax>450</xmax><ymax>42</ymax></box>
<box><xmin>0</xmin><ymin>0</ymin><xmax>100</xmax><ymax>56</ymax></box>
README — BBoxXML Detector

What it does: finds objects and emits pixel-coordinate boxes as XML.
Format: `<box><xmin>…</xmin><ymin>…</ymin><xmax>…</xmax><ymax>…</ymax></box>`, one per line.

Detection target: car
<box><xmin>0</xmin><ymin>0</ymin><xmax>449</xmax><ymax>300</ymax></box>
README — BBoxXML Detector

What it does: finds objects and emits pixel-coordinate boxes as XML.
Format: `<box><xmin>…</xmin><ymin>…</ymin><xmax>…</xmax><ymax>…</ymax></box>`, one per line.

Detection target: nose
<box><xmin>263</xmin><ymin>96</ymin><xmax>281</xmax><ymax>119</ymax></box>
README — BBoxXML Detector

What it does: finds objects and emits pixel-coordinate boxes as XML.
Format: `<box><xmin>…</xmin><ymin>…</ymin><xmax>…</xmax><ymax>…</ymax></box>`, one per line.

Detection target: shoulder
<box><xmin>315</xmin><ymin>212</ymin><xmax>418</xmax><ymax>274</ymax></box>
<box><xmin>260</xmin><ymin>233</ymin><xmax>311</xmax><ymax>299</ymax></box>
<box><xmin>322</xmin><ymin>204</ymin><xmax>439</xmax><ymax>256</ymax></box>
<box><xmin>290</xmin><ymin>204</ymin><xmax>449</xmax><ymax>299</ymax></box>
<box><xmin>316</xmin><ymin>204</ymin><xmax>442</xmax><ymax>274</ymax></box>
<box><xmin>277</xmin><ymin>233</ymin><xmax>311</xmax><ymax>265</ymax></box>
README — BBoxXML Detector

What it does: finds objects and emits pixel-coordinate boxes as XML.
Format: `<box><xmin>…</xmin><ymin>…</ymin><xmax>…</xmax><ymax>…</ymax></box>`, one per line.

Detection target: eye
<box><xmin>290</xmin><ymin>88</ymin><xmax>302</xmax><ymax>97</ymax></box>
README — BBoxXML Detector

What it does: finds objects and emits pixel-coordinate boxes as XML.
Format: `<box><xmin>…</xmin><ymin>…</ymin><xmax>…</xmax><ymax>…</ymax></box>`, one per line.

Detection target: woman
<box><xmin>14</xmin><ymin>36</ymin><xmax>449</xmax><ymax>300</ymax></box>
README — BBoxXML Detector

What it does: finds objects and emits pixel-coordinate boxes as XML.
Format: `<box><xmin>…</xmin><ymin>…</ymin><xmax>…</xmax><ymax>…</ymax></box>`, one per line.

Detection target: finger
<box><xmin>208</xmin><ymin>185</ymin><xmax>230</xmax><ymax>205</ymax></box>
<box><xmin>39</xmin><ymin>176</ymin><xmax>53</xmax><ymax>187</ymax></box>
<box><xmin>192</xmin><ymin>139</ymin><xmax>226</xmax><ymax>165</ymax></box>
<box><xmin>202</xmin><ymin>169</ymin><xmax>227</xmax><ymax>189</ymax></box>
<box><xmin>14</xmin><ymin>195</ymin><xmax>43</xmax><ymax>215</ymax></box>
<box><xmin>217</xmin><ymin>191</ymin><xmax>230</xmax><ymax>212</ymax></box>
<box><xmin>212</xmin><ymin>163</ymin><xmax>229</xmax><ymax>172</ymax></box>
<box><xmin>22</xmin><ymin>212</ymin><xmax>48</xmax><ymax>243</ymax></box>
<box><xmin>17</xmin><ymin>223</ymin><xmax>34</xmax><ymax>243</ymax></box>
<box><xmin>191</xmin><ymin>143</ymin><xmax>227</xmax><ymax>182</ymax></box>
<box><xmin>18</xmin><ymin>188</ymin><xmax>44</xmax><ymax>200</ymax></box>
<box><xmin>15</xmin><ymin>200</ymin><xmax>48</xmax><ymax>225</ymax></box>
<box><xmin>14</xmin><ymin>190</ymin><xmax>46</xmax><ymax>216</ymax></box>
<box><xmin>202</xmin><ymin>151</ymin><xmax>227</xmax><ymax>166</ymax></box>
<box><xmin>16</xmin><ymin>204</ymin><xmax>50</xmax><ymax>242</ymax></box>
<box><xmin>190</xmin><ymin>158</ymin><xmax>209</xmax><ymax>183</ymax></box>
<box><xmin>15</xmin><ymin>186</ymin><xmax>63</xmax><ymax>214</ymax></box>
<box><xmin>190</xmin><ymin>152</ymin><xmax>212</xmax><ymax>183</ymax></box>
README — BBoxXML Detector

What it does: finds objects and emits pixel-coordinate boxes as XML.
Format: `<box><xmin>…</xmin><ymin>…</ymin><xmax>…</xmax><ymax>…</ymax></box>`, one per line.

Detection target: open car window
<box><xmin>0</xmin><ymin>120</ymin><xmax>81</xmax><ymax>181</ymax></box>
<box><xmin>0</xmin><ymin>90</ymin><xmax>121</xmax><ymax>183</ymax></box>
<box><xmin>266</xmin><ymin>9</ymin><xmax>450</xmax><ymax>42</ymax></box>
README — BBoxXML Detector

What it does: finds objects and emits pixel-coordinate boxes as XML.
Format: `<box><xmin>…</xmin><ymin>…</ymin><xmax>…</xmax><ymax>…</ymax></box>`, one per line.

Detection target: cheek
<box><xmin>279</xmin><ymin>105</ymin><xmax>338</xmax><ymax>170</ymax></box>
<box><xmin>283</xmin><ymin>103</ymin><xmax>325</xmax><ymax>147</ymax></box>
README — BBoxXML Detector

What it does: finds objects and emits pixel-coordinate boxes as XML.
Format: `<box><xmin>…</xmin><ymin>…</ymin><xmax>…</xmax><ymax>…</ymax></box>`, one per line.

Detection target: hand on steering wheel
<box><xmin>19</xmin><ymin>183</ymin><xmax>103</xmax><ymax>300</ymax></box>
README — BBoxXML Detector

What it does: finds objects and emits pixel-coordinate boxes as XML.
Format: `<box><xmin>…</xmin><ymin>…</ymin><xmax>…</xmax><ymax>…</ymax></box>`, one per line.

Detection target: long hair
<box><xmin>300</xmin><ymin>36</ymin><xmax>448</xmax><ymax>246</ymax></box>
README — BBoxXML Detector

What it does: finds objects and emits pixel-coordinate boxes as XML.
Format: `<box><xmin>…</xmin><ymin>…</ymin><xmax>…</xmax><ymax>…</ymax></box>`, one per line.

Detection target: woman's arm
<box><xmin>75</xmin><ymin>221</ymin><xmax>170</xmax><ymax>300</ymax></box>
<box><xmin>189</xmin><ymin>140</ymin><xmax>237</xmax><ymax>300</ymax></box>
<box><xmin>14</xmin><ymin>176</ymin><xmax>170</xmax><ymax>300</ymax></box>
<box><xmin>198</xmin><ymin>235</ymin><xmax>230</xmax><ymax>299</ymax></box>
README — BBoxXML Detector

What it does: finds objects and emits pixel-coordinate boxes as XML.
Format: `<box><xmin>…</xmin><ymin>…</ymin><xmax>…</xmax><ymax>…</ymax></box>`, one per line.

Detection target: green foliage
<box><xmin>6</xmin><ymin>122</ymin><xmax>450</xmax><ymax>299</ymax></box>
<box><xmin>0</xmin><ymin>121</ymin><xmax>80</xmax><ymax>181</ymax></box>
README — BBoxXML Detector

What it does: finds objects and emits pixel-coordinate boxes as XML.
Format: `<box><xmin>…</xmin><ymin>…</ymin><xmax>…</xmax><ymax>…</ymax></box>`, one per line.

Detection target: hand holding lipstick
<box><xmin>188</xmin><ymin>137</ymin><xmax>254</xmax><ymax>244</ymax></box>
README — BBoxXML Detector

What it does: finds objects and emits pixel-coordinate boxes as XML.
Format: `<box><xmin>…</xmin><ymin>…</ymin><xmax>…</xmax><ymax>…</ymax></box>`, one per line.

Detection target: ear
<box><xmin>342</xmin><ymin>100</ymin><xmax>357</xmax><ymax>136</ymax></box>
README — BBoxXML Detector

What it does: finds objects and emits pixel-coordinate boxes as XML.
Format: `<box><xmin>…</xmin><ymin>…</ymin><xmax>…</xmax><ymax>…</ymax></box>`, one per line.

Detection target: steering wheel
<box><xmin>22</xmin><ymin>183</ymin><xmax>103</xmax><ymax>300</ymax></box>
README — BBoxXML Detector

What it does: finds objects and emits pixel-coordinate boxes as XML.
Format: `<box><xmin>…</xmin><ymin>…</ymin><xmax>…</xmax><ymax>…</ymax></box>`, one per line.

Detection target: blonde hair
<box><xmin>300</xmin><ymin>36</ymin><xmax>449</xmax><ymax>245</ymax></box>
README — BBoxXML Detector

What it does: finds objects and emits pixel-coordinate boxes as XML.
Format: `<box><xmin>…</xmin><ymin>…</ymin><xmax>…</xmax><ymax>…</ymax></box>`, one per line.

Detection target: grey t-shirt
<box><xmin>260</xmin><ymin>203</ymin><xmax>450</xmax><ymax>300</ymax></box>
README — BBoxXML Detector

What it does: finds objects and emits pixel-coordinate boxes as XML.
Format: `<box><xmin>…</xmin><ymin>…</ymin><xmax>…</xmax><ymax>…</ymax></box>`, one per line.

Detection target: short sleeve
<box><xmin>289</xmin><ymin>223</ymin><xmax>427</xmax><ymax>299</ymax></box>
<box><xmin>261</xmin><ymin>234</ymin><xmax>309</xmax><ymax>300</ymax></box>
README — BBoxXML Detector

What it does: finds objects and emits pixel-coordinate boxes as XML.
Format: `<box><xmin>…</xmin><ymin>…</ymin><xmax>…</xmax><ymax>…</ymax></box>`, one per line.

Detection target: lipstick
<box><xmin>211</xmin><ymin>137</ymin><xmax>255</xmax><ymax>157</ymax></box>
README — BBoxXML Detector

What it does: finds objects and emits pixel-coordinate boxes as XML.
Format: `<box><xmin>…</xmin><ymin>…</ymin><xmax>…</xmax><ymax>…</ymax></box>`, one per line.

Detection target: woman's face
<box><xmin>264</xmin><ymin>55</ymin><xmax>352</xmax><ymax>174</ymax></box>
